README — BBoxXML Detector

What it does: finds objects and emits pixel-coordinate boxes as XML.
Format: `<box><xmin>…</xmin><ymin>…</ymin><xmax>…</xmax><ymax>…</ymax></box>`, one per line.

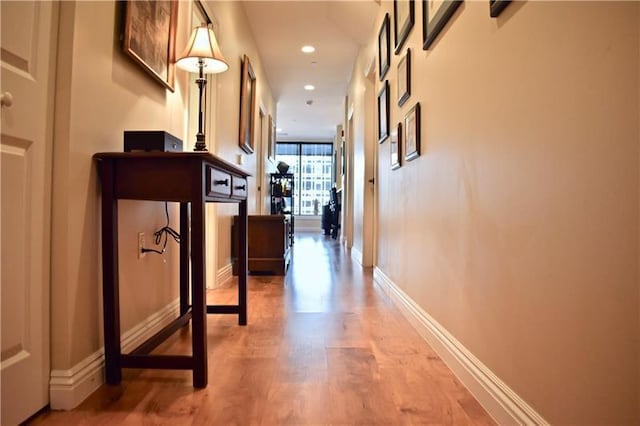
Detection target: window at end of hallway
<box><xmin>275</xmin><ymin>142</ymin><xmax>333</xmax><ymax>215</ymax></box>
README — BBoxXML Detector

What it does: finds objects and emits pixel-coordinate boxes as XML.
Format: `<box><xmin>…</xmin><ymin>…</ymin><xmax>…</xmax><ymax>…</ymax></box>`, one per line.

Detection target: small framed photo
<box><xmin>239</xmin><ymin>55</ymin><xmax>256</xmax><ymax>154</ymax></box>
<box><xmin>378</xmin><ymin>80</ymin><xmax>390</xmax><ymax>143</ymax></box>
<box><xmin>378</xmin><ymin>13</ymin><xmax>391</xmax><ymax>80</ymax></box>
<box><xmin>404</xmin><ymin>102</ymin><xmax>421</xmax><ymax>161</ymax></box>
<box><xmin>422</xmin><ymin>0</ymin><xmax>462</xmax><ymax>50</ymax></box>
<box><xmin>490</xmin><ymin>0</ymin><xmax>511</xmax><ymax>17</ymax></box>
<box><xmin>394</xmin><ymin>0</ymin><xmax>415</xmax><ymax>54</ymax></box>
<box><xmin>397</xmin><ymin>48</ymin><xmax>411</xmax><ymax>107</ymax></box>
<box><xmin>390</xmin><ymin>122</ymin><xmax>402</xmax><ymax>170</ymax></box>
<box><xmin>121</xmin><ymin>0</ymin><xmax>178</xmax><ymax>91</ymax></box>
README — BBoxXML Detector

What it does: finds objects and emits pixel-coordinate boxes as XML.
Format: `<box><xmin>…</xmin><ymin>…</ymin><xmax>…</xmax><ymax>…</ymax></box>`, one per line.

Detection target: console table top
<box><xmin>93</xmin><ymin>151</ymin><xmax>251</xmax><ymax>178</ymax></box>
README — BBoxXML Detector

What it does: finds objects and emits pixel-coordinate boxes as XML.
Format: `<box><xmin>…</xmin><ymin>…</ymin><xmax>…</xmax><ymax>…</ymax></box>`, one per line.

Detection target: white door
<box><xmin>1</xmin><ymin>1</ymin><xmax>57</xmax><ymax>424</ymax></box>
<box><xmin>345</xmin><ymin>115</ymin><xmax>354</xmax><ymax>248</ymax></box>
<box><xmin>361</xmin><ymin>71</ymin><xmax>376</xmax><ymax>267</ymax></box>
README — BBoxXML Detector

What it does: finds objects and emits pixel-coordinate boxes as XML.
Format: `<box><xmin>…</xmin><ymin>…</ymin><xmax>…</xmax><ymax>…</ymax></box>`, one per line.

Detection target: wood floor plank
<box><xmin>29</xmin><ymin>233</ymin><xmax>495</xmax><ymax>425</ymax></box>
<box><xmin>260</xmin><ymin>383</ymin><xmax>329</xmax><ymax>425</ymax></box>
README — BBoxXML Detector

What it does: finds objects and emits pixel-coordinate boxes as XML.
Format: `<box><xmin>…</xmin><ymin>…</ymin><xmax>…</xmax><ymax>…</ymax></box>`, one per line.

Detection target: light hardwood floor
<box><xmin>30</xmin><ymin>233</ymin><xmax>495</xmax><ymax>425</ymax></box>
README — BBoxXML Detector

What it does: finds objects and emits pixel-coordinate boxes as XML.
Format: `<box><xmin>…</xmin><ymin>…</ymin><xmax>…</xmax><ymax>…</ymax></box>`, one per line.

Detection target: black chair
<box><xmin>328</xmin><ymin>188</ymin><xmax>341</xmax><ymax>239</ymax></box>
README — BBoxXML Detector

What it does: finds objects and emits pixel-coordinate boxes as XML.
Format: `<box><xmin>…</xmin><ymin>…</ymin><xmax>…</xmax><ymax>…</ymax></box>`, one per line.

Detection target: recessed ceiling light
<box><xmin>301</xmin><ymin>45</ymin><xmax>315</xmax><ymax>53</ymax></box>
<box><xmin>276</xmin><ymin>127</ymin><xmax>283</xmax><ymax>132</ymax></box>
<box><xmin>304</xmin><ymin>84</ymin><xmax>315</xmax><ymax>91</ymax></box>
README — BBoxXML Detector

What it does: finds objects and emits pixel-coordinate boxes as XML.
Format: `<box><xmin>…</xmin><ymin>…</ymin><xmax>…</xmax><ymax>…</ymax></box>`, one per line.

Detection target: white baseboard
<box><xmin>48</xmin><ymin>349</ymin><xmax>104</xmax><ymax>411</ymax></box>
<box><xmin>373</xmin><ymin>268</ymin><xmax>548</xmax><ymax>426</ymax></box>
<box><xmin>216</xmin><ymin>263</ymin><xmax>233</xmax><ymax>287</ymax></box>
<box><xmin>49</xmin><ymin>299</ymin><xmax>181</xmax><ymax>410</ymax></box>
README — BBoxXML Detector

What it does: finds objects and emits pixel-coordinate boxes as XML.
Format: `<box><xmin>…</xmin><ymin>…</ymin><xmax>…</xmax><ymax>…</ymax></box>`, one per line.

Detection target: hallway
<box><xmin>31</xmin><ymin>233</ymin><xmax>494</xmax><ymax>425</ymax></box>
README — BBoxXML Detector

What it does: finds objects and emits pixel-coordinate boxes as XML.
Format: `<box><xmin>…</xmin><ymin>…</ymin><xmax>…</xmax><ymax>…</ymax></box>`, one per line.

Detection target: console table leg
<box><xmin>238</xmin><ymin>200</ymin><xmax>248</xmax><ymax>326</ymax></box>
<box><xmin>179</xmin><ymin>202</ymin><xmax>190</xmax><ymax>316</ymax></box>
<box><xmin>100</xmin><ymin>159</ymin><xmax>122</xmax><ymax>384</ymax></box>
<box><xmin>190</xmin><ymin>196</ymin><xmax>207</xmax><ymax>388</ymax></box>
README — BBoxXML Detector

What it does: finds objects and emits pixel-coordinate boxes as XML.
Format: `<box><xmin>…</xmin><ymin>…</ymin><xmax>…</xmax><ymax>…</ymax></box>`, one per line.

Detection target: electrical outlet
<box><xmin>138</xmin><ymin>232</ymin><xmax>146</xmax><ymax>259</ymax></box>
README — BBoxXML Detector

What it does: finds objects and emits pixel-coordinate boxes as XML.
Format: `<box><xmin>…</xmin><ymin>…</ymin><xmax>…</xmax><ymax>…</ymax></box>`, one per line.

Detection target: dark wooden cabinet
<box><xmin>233</xmin><ymin>215</ymin><xmax>292</xmax><ymax>275</ymax></box>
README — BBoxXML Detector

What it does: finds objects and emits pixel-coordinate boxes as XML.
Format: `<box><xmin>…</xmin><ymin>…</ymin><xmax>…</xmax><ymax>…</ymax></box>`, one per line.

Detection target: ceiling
<box><xmin>241</xmin><ymin>1</ymin><xmax>380</xmax><ymax>142</ymax></box>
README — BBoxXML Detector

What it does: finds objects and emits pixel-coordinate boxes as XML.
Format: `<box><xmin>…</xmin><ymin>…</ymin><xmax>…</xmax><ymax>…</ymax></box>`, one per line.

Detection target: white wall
<box><xmin>51</xmin><ymin>0</ymin><xmax>189</xmax><ymax>370</ymax></box>
<box><xmin>50</xmin><ymin>0</ymin><xmax>275</xmax><ymax>376</ymax></box>
<box><xmin>204</xmin><ymin>1</ymin><xmax>276</xmax><ymax>270</ymax></box>
<box><xmin>350</xmin><ymin>1</ymin><xmax>639</xmax><ymax>423</ymax></box>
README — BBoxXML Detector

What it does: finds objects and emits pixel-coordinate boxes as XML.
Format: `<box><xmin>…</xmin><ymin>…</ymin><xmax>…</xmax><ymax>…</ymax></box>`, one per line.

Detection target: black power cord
<box><xmin>141</xmin><ymin>202</ymin><xmax>180</xmax><ymax>255</ymax></box>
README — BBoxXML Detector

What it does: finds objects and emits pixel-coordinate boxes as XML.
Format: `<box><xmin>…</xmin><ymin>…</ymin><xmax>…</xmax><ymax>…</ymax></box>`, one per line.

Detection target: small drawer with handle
<box><xmin>207</xmin><ymin>167</ymin><xmax>231</xmax><ymax>197</ymax></box>
<box><xmin>231</xmin><ymin>176</ymin><xmax>247</xmax><ymax>199</ymax></box>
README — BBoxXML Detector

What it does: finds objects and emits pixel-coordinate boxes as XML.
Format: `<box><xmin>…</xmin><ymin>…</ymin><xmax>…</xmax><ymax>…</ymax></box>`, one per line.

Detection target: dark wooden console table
<box><xmin>94</xmin><ymin>152</ymin><xmax>249</xmax><ymax>388</ymax></box>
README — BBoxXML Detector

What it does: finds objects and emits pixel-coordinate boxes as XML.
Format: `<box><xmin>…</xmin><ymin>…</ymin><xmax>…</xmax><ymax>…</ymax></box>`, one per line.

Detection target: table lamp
<box><xmin>176</xmin><ymin>24</ymin><xmax>229</xmax><ymax>151</ymax></box>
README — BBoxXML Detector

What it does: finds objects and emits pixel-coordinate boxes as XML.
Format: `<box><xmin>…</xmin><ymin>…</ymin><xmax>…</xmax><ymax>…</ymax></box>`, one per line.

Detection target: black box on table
<box><xmin>124</xmin><ymin>131</ymin><xmax>183</xmax><ymax>152</ymax></box>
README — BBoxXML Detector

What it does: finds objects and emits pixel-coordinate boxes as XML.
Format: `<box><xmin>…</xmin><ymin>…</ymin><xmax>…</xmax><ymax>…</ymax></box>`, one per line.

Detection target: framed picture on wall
<box><xmin>422</xmin><ymin>0</ymin><xmax>462</xmax><ymax>50</ymax></box>
<box><xmin>397</xmin><ymin>48</ymin><xmax>411</xmax><ymax>106</ymax></box>
<box><xmin>378</xmin><ymin>13</ymin><xmax>391</xmax><ymax>80</ymax></box>
<box><xmin>404</xmin><ymin>102</ymin><xmax>421</xmax><ymax>161</ymax></box>
<box><xmin>394</xmin><ymin>0</ymin><xmax>414</xmax><ymax>54</ymax></box>
<box><xmin>239</xmin><ymin>55</ymin><xmax>256</xmax><ymax>154</ymax></box>
<box><xmin>390</xmin><ymin>122</ymin><xmax>402</xmax><ymax>170</ymax></box>
<box><xmin>121</xmin><ymin>0</ymin><xmax>178</xmax><ymax>91</ymax></box>
<box><xmin>490</xmin><ymin>0</ymin><xmax>511</xmax><ymax>17</ymax></box>
<box><xmin>378</xmin><ymin>80</ymin><xmax>390</xmax><ymax>143</ymax></box>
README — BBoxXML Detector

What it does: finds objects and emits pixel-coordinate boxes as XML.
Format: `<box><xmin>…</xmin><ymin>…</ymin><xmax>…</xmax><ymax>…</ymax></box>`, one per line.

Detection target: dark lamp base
<box><xmin>194</xmin><ymin>132</ymin><xmax>207</xmax><ymax>152</ymax></box>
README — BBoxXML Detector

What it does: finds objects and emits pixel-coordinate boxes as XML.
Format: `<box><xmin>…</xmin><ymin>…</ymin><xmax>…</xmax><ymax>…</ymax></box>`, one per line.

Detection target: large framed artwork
<box><xmin>390</xmin><ymin>122</ymin><xmax>402</xmax><ymax>170</ymax></box>
<box><xmin>394</xmin><ymin>0</ymin><xmax>414</xmax><ymax>54</ymax></box>
<box><xmin>397</xmin><ymin>48</ymin><xmax>411</xmax><ymax>107</ymax></box>
<box><xmin>239</xmin><ymin>55</ymin><xmax>257</xmax><ymax>154</ymax></box>
<box><xmin>121</xmin><ymin>0</ymin><xmax>178</xmax><ymax>91</ymax></box>
<box><xmin>378</xmin><ymin>13</ymin><xmax>391</xmax><ymax>81</ymax></box>
<box><xmin>422</xmin><ymin>0</ymin><xmax>462</xmax><ymax>50</ymax></box>
<box><xmin>404</xmin><ymin>102</ymin><xmax>421</xmax><ymax>161</ymax></box>
<box><xmin>490</xmin><ymin>0</ymin><xmax>511</xmax><ymax>17</ymax></box>
<box><xmin>378</xmin><ymin>80</ymin><xmax>390</xmax><ymax>143</ymax></box>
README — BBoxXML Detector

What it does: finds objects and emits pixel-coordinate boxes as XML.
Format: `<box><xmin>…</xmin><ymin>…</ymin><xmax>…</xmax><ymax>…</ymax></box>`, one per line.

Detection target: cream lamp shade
<box><xmin>176</xmin><ymin>24</ymin><xmax>228</xmax><ymax>74</ymax></box>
